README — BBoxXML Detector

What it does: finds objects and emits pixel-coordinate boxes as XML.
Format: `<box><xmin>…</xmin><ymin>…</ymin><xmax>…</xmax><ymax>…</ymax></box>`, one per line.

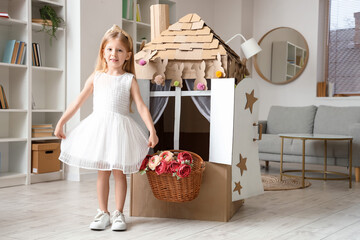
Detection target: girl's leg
<box><xmin>112</xmin><ymin>169</ymin><xmax>127</xmax><ymax>212</ymax></box>
<box><xmin>97</xmin><ymin>170</ymin><xmax>111</xmax><ymax>213</ymax></box>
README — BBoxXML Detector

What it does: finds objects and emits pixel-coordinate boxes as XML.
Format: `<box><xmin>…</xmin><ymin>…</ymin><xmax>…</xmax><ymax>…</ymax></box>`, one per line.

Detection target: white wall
<box><xmin>65</xmin><ymin>0</ymin><xmax>81</xmax><ymax>181</ymax></box>
<box><xmin>175</xmin><ymin>0</ymin><xmax>214</xmax><ymax>28</ymax></box>
<box><xmin>67</xmin><ymin>0</ymin><xmax>123</xmax><ymax>177</ymax></box>
<box><xmin>175</xmin><ymin>0</ymin><xmax>254</xmax><ymax>71</ymax></box>
<box><xmin>252</xmin><ymin>0</ymin><xmax>360</xmax><ymax>120</ymax></box>
<box><xmin>80</xmin><ymin>0</ymin><xmax>123</xmax><ymax>120</ymax></box>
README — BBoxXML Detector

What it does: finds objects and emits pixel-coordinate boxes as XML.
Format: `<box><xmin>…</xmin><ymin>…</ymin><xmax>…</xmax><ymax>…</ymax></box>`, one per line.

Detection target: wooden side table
<box><xmin>279</xmin><ymin>133</ymin><xmax>353</xmax><ymax>188</ymax></box>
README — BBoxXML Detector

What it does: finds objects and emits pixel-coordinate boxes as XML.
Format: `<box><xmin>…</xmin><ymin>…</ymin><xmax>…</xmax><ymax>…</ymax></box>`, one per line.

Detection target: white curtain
<box><xmin>184</xmin><ymin>79</ymin><xmax>211</xmax><ymax>122</ymax></box>
<box><xmin>150</xmin><ymin>80</ymin><xmax>171</xmax><ymax>124</ymax></box>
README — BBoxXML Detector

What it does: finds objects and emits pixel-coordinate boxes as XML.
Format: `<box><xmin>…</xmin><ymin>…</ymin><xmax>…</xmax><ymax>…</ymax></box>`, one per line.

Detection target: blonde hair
<box><xmin>95</xmin><ymin>25</ymin><xmax>135</xmax><ymax>75</ymax></box>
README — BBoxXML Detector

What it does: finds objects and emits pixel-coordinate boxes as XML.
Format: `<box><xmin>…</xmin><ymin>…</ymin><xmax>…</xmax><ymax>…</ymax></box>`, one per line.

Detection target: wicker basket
<box><xmin>146</xmin><ymin>150</ymin><xmax>205</xmax><ymax>203</ymax></box>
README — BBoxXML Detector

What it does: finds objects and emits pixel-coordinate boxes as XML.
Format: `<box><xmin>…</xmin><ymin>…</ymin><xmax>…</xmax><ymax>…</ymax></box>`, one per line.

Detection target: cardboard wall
<box><xmin>130</xmin><ymin>161</ymin><xmax>243</xmax><ymax>222</ymax></box>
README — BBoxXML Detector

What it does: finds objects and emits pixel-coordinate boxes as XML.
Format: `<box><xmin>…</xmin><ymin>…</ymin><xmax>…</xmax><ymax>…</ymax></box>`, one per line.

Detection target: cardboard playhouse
<box><xmin>130</xmin><ymin>5</ymin><xmax>264</xmax><ymax>222</ymax></box>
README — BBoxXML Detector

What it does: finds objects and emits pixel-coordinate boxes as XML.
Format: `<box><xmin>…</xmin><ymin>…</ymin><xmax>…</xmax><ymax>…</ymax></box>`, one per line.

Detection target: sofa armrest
<box><xmin>259</xmin><ymin>120</ymin><xmax>267</xmax><ymax>134</ymax></box>
<box><xmin>349</xmin><ymin>123</ymin><xmax>360</xmax><ymax>167</ymax></box>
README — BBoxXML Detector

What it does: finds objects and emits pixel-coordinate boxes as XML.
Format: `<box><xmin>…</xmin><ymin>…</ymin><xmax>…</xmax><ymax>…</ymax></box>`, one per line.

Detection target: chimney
<box><xmin>355</xmin><ymin>12</ymin><xmax>360</xmax><ymax>47</ymax></box>
<box><xmin>150</xmin><ymin>4</ymin><xmax>169</xmax><ymax>41</ymax></box>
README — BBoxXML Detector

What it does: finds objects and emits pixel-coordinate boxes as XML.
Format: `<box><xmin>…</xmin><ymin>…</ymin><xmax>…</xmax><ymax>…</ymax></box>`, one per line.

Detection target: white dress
<box><xmin>59</xmin><ymin>72</ymin><xmax>149</xmax><ymax>173</ymax></box>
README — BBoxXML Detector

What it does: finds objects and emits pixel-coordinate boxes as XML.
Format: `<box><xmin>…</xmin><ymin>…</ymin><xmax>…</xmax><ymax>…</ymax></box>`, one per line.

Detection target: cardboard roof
<box><xmin>135</xmin><ymin>13</ymin><xmax>242</xmax><ymax>63</ymax></box>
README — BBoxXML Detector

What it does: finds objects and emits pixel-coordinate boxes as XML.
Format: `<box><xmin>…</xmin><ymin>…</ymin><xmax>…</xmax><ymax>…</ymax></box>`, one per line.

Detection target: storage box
<box><xmin>31</xmin><ymin>142</ymin><xmax>61</xmax><ymax>174</ymax></box>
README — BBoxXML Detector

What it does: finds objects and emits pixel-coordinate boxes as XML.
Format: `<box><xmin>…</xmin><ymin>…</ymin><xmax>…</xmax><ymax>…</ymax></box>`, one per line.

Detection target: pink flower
<box><xmin>139</xmin><ymin>155</ymin><xmax>151</xmax><ymax>171</ymax></box>
<box><xmin>168</xmin><ymin>160</ymin><xmax>181</xmax><ymax>173</ymax></box>
<box><xmin>159</xmin><ymin>151</ymin><xmax>174</xmax><ymax>162</ymax></box>
<box><xmin>177</xmin><ymin>164</ymin><xmax>191</xmax><ymax>178</ymax></box>
<box><xmin>155</xmin><ymin>160</ymin><xmax>168</xmax><ymax>175</ymax></box>
<box><xmin>177</xmin><ymin>151</ymin><xmax>193</xmax><ymax>164</ymax></box>
<box><xmin>197</xmin><ymin>83</ymin><xmax>205</xmax><ymax>90</ymax></box>
<box><xmin>148</xmin><ymin>155</ymin><xmax>161</xmax><ymax>170</ymax></box>
<box><xmin>139</xmin><ymin>59</ymin><xmax>147</xmax><ymax>66</ymax></box>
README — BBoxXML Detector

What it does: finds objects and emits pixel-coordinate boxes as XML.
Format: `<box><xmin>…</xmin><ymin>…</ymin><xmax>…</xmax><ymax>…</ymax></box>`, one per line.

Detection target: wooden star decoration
<box><xmin>245</xmin><ymin>89</ymin><xmax>258</xmax><ymax>114</ymax></box>
<box><xmin>233</xmin><ymin>181</ymin><xmax>242</xmax><ymax>195</ymax></box>
<box><xmin>236</xmin><ymin>154</ymin><xmax>247</xmax><ymax>176</ymax></box>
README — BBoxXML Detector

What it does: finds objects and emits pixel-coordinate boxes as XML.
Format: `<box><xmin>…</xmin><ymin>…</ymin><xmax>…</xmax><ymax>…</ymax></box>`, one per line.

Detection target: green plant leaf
<box><xmin>39</xmin><ymin>5</ymin><xmax>64</xmax><ymax>45</ymax></box>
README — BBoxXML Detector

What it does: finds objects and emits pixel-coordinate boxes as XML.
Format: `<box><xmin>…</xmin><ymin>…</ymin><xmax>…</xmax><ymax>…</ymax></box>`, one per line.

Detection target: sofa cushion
<box><xmin>314</xmin><ymin>105</ymin><xmax>360</xmax><ymax>135</ymax></box>
<box><xmin>266</xmin><ymin>105</ymin><xmax>317</xmax><ymax>134</ymax></box>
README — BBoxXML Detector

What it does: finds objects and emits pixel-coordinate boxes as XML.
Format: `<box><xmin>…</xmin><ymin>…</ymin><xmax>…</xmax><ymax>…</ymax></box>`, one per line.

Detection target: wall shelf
<box><xmin>0</xmin><ymin>0</ymin><xmax>66</xmax><ymax>187</ymax></box>
<box><xmin>32</xmin><ymin>66</ymin><xmax>63</xmax><ymax>72</ymax></box>
<box><xmin>30</xmin><ymin>170</ymin><xmax>63</xmax><ymax>183</ymax></box>
<box><xmin>0</xmin><ymin>18</ymin><xmax>27</xmax><ymax>26</ymax></box>
<box><xmin>31</xmin><ymin>22</ymin><xmax>65</xmax><ymax>31</ymax></box>
<box><xmin>0</xmin><ymin>109</ymin><xmax>27</xmax><ymax>113</ymax></box>
<box><xmin>32</xmin><ymin>109</ymin><xmax>64</xmax><ymax>112</ymax></box>
<box><xmin>31</xmin><ymin>136</ymin><xmax>58</xmax><ymax>141</ymax></box>
<box><xmin>0</xmin><ymin>62</ymin><xmax>27</xmax><ymax>68</ymax></box>
<box><xmin>32</xmin><ymin>0</ymin><xmax>64</xmax><ymax>8</ymax></box>
<box><xmin>122</xmin><ymin>0</ymin><xmax>176</xmax><ymax>53</ymax></box>
<box><xmin>0</xmin><ymin>138</ymin><xmax>27</xmax><ymax>143</ymax></box>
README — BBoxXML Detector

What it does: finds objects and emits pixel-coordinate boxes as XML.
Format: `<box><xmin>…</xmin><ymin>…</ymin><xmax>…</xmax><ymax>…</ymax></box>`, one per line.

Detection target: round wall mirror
<box><xmin>254</xmin><ymin>27</ymin><xmax>309</xmax><ymax>84</ymax></box>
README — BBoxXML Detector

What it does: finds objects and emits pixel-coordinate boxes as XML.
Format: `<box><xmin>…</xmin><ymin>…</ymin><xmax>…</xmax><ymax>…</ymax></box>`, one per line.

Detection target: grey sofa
<box><xmin>259</xmin><ymin>105</ymin><xmax>360</xmax><ymax>181</ymax></box>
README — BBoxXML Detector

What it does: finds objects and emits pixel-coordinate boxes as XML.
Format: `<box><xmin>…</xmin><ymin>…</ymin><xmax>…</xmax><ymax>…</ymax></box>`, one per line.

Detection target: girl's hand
<box><xmin>148</xmin><ymin>133</ymin><xmax>159</xmax><ymax>148</ymax></box>
<box><xmin>54</xmin><ymin>123</ymin><xmax>66</xmax><ymax>139</ymax></box>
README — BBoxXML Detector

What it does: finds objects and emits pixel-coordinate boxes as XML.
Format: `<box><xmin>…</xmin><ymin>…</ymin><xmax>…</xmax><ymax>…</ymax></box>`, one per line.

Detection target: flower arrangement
<box><xmin>139</xmin><ymin>151</ymin><xmax>193</xmax><ymax>179</ymax></box>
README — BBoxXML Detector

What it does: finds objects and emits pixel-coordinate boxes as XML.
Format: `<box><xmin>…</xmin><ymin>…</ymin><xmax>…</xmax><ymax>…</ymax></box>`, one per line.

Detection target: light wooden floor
<box><xmin>2</xmin><ymin>162</ymin><xmax>360</xmax><ymax>240</ymax></box>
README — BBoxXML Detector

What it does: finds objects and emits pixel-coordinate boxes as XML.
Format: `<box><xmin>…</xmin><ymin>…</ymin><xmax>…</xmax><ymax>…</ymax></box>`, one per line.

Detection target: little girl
<box><xmin>54</xmin><ymin>25</ymin><xmax>158</xmax><ymax>231</ymax></box>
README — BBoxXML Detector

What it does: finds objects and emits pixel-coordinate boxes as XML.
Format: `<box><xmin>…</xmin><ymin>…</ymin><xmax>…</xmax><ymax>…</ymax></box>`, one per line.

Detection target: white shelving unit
<box><xmin>121</xmin><ymin>0</ymin><xmax>176</xmax><ymax>53</ymax></box>
<box><xmin>0</xmin><ymin>0</ymin><xmax>66</xmax><ymax>187</ymax></box>
<box><xmin>271</xmin><ymin>41</ymin><xmax>307</xmax><ymax>83</ymax></box>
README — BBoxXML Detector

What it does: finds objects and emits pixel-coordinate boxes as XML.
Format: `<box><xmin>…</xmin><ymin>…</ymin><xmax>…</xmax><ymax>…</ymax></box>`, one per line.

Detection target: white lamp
<box><xmin>225</xmin><ymin>33</ymin><xmax>262</xmax><ymax>59</ymax></box>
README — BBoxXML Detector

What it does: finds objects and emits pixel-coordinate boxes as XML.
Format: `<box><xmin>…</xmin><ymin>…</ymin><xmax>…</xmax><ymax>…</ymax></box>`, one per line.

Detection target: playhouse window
<box><xmin>150</xmin><ymin>80</ymin><xmax>211</xmax><ymax>160</ymax></box>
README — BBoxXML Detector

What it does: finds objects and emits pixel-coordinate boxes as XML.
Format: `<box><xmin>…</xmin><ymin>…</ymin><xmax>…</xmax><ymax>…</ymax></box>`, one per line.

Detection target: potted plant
<box><xmin>39</xmin><ymin>5</ymin><xmax>64</xmax><ymax>44</ymax></box>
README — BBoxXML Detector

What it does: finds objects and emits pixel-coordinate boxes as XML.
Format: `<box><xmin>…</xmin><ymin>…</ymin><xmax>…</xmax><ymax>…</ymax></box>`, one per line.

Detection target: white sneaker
<box><xmin>111</xmin><ymin>210</ymin><xmax>127</xmax><ymax>231</ymax></box>
<box><xmin>89</xmin><ymin>209</ymin><xmax>110</xmax><ymax>230</ymax></box>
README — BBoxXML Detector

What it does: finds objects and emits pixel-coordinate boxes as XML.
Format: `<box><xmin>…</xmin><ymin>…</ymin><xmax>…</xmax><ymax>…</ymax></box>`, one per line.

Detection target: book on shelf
<box><xmin>32</xmin><ymin>43</ymin><xmax>38</xmax><ymax>66</ymax></box>
<box><xmin>0</xmin><ymin>85</ymin><xmax>9</xmax><ymax>109</ymax></box>
<box><xmin>32</xmin><ymin>132</ymin><xmax>53</xmax><ymax>138</ymax></box>
<box><xmin>0</xmin><ymin>12</ymin><xmax>9</xmax><ymax>19</ymax></box>
<box><xmin>2</xmin><ymin>40</ymin><xmax>16</xmax><ymax>63</ymax></box>
<box><xmin>136</xmin><ymin>4</ymin><xmax>141</xmax><ymax>22</ymax></box>
<box><xmin>122</xmin><ymin>0</ymin><xmax>128</xmax><ymax>19</ymax></box>
<box><xmin>122</xmin><ymin>0</ymin><xmax>133</xmax><ymax>20</ymax></box>
<box><xmin>36</xmin><ymin>43</ymin><xmax>42</xmax><ymax>66</ymax></box>
<box><xmin>0</xmin><ymin>86</ymin><xmax>4</xmax><ymax>109</ymax></box>
<box><xmin>32</xmin><ymin>44</ymin><xmax>35</xmax><ymax>66</ymax></box>
<box><xmin>2</xmin><ymin>40</ymin><xmax>26</xmax><ymax>65</ymax></box>
<box><xmin>32</xmin><ymin>124</ymin><xmax>54</xmax><ymax>138</ymax></box>
<box><xmin>32</xmin><ymin>124</ymin><xmax>53</xmax><ymax>129</ymax></box>
<box><xmin>32</xmin><ymin>128</ymin><xmax>54</xmax><ymax>133</ymax></box>
<box><xmin>20</xmin><ymin>43</ymin><xmax>27</xmax><ymax>65</ymax></box>
<box><xmin>10</xmin><ymin>41</ymin><xmax>20</xmax><ymax>64</ymax></box>
<box><xmin>15</xmin><ymin>42</ymin><xmax>25</xmax><ymax>64</ymax></box>
<box><xmin>32</xmin><ymin>43</ymin><xmax>41</xmax><ymax>66</ymax></box>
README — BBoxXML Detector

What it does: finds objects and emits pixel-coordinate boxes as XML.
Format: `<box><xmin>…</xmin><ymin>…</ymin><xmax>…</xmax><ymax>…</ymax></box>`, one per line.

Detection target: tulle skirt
<box><xmin>59</xmin><ymin>111</ymin><xmax>149</xmax><ymax>174</ymax></box>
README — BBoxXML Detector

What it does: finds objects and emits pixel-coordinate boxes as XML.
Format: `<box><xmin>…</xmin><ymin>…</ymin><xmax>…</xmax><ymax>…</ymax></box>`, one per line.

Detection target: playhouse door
<box><xmin>231</xmin><ymin>77</ymin><xmax>264</xmax><ymax>201</ymax></box>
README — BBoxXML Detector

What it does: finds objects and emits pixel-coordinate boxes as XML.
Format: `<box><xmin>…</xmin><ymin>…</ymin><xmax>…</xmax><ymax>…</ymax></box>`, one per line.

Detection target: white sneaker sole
<box><xmin>111</xmin><ymin>224</ymin><xmax>127</xmax><ymax>231</ymax></box>
<box><xmin>89</xmin><ymin>221</ymin><xmax>110</xmax><ymax>230</ymax></box>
